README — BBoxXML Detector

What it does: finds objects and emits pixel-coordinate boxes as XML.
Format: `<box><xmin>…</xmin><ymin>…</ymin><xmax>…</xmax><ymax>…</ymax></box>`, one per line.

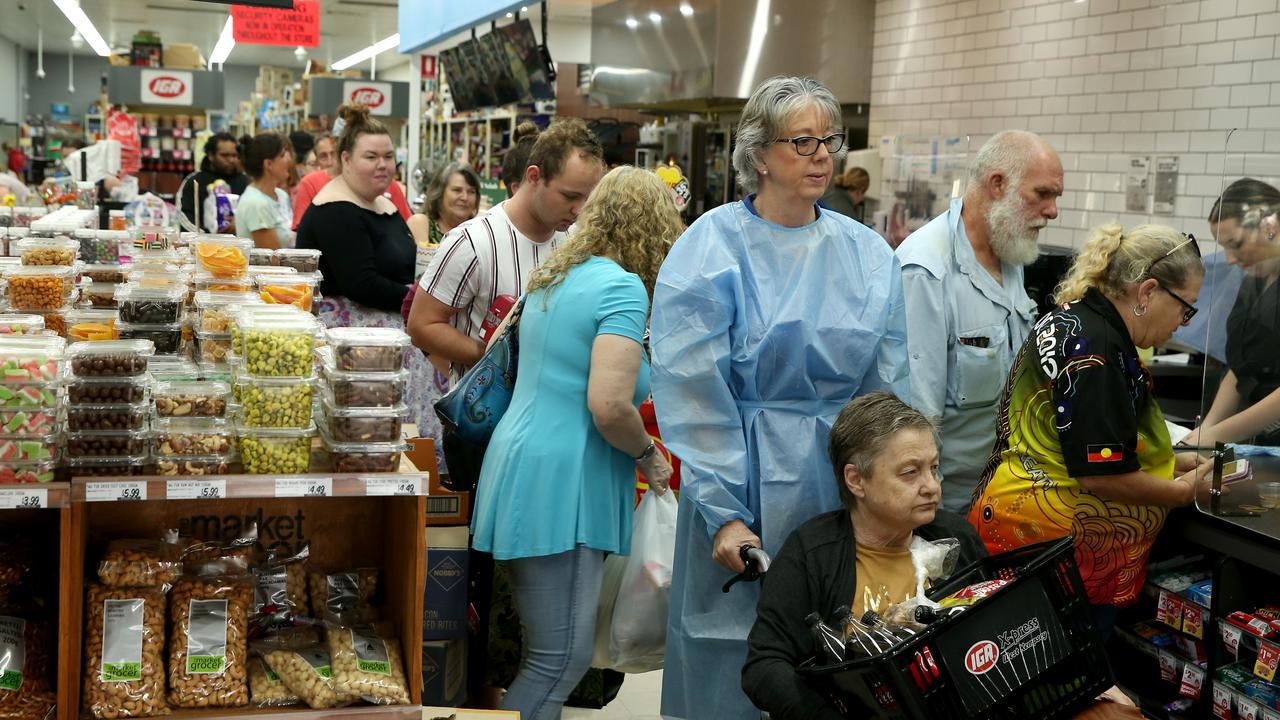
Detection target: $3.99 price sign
<box><xmin>0</xmin><ymin>487</ymin><xmax>46</xmax><ymax>509</ymax></box>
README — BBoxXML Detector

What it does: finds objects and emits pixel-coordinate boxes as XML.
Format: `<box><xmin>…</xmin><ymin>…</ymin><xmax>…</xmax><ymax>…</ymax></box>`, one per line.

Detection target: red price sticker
<box><xmin>1213</xmin><ymin>681</ymin><xmax>1233</xmax><ymax>719</ymax></box>
<box><xmin>1180</xmin><ymin>663</ymin><xmax>1206</xmax><ymax>699</ymax></box>
<box><xmin>1183</xmin><ymin>603</ymin><xmax>1205</xmax><ymax>638</ymax></box>
<box><xmin>1157</xmin><ymin>590</ymin><xmax>1184</xmax><ymax>629</ymax></box>
<box><xmin>1158</xmin><ymin>649</ymin><xmax>1178</xmax><ymax>682</ymax></box>
<box><xmin>1256</xmin><ymin>639</ymin><xmax>1280</xmax><ymax>681</ymax></box>
<box><xmin>1223</xmin><ymin>622</ymin><xmax>1243</xmax><ymax>658</ymax></box>
<box><xmin>1240</xmin><ymin>695</ymin><xmax>1260</xmax><ymax>720</ymax></box>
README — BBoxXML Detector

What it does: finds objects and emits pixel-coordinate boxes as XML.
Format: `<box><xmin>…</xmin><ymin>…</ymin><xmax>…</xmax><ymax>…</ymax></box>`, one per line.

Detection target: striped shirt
<box><xmin>418</xmin><ymin>201</ymin><xmax>564</xmax><ymax>366</ymax></box>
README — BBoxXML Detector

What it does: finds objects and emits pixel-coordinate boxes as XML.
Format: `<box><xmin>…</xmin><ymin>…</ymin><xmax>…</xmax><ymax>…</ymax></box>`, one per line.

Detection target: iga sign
<box><xmin>343</xmin><ymin>81</ymin><xmax>393</xmax><ymax>116</ymax></box>
<box><xmin>231</xmin><ymin>1</ymin><xmax>320</xmax><ymax>47</ymax></box>
<box><xmin>140</xmin><ymin>69</ymin><xmax>193</xmax><ymax>106</ymax></box>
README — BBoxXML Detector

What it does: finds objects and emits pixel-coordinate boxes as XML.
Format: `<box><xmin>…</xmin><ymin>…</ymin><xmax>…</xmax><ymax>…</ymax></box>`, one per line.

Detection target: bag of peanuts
<box><xmin>259</xmin><ymin>644</ymin><xmax>357</xmax><ymax>710</ymax></box>
<box><xmin>251</xmin><ymin>545</ymin><xmax>310</xmax><ymax>627</ymax></box>
<box><xmin>166</xmin><ymin>576</ymin><xmax>253</xmax><ymax>708</ymax></box>
<box><xmin>308</xmin><ymin>568</ymin><xmax>378</xmax><ymax>625</ymax></box>
<box><xmin>0</xmin><ymin>613</ymin><xmax>53</xmax><ymax>713</ymax></box>
<box><xmin>97</xmin><ymin>539</ymin><xmax>184</xmax><ymax>590</ymax></box>
<box><xmin>82</xmin><ymin>584</ymin><xmax>169</xmax><ymax>719</ymax></box>
<box><xmin>181</xmin><ymin>524</ymin><xmax>259</xmax><ymax>577</ymax></box>
<box><xmin>326</xmin><ymin>625</ymin><xmax>412</xmax><ymax>705</ymax></box>
<box><xmin>247</xmin><ymin>655</ymin><xmax>299</xmax><ymax>708</ymax></box>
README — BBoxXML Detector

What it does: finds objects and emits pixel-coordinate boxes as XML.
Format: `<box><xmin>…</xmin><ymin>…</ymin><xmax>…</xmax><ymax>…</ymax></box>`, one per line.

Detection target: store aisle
<box><xmin>562</xmin><ymin>670</ymin><xmax>664</xmax><ymax>720</ymax></box>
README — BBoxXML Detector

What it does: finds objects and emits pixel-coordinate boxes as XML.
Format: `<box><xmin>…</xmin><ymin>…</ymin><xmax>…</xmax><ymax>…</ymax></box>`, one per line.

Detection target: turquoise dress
<box><xmin>471</xmin><ymin>256</ymin><xmax>651</xmax><ymax>561</ymax></box>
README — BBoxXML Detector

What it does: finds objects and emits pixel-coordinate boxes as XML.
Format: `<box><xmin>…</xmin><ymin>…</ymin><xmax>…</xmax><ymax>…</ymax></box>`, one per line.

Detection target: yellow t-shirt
<box><xmin>851</xmin><ymin>542</ymin><xmax>919</xmax><ymax>621</ymax></box>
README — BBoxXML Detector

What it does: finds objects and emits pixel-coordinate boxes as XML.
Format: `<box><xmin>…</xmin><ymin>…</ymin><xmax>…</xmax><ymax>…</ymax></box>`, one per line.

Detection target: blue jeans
<box><xmin>501</xmin><ymin>546</ymin><xmax>605</xmax><ymax>720</ymax></box>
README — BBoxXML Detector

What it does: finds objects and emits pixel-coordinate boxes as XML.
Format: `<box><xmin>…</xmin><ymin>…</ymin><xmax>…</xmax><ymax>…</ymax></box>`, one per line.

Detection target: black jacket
<box><xmin>742</xmin><ymin>509</ymin><xmax>987</xmax><ymax>720</ymax></box>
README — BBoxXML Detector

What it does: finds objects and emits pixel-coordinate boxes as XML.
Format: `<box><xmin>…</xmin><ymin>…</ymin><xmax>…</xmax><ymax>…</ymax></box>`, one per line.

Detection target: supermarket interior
<box><xmin>6</xmin><ymin>1</ymin><xmax>1280</xmax><ymax>720</ymax></box>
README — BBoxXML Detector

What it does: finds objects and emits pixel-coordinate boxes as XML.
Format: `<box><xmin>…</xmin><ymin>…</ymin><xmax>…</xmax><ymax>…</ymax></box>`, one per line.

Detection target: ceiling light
<box><xmin>209</xmin><ymin>15</ymin><xmax>235</xmax><ymax>67</ymax></box>
<box><xmin>294</xmin><ymin>45</ymin><xmax>307</xmax><ymax>62</ymax></box>
<box><xmin>331</xmin><ymin>33</ymin><xmax>400</xmax><ymax>71</ymax></box>
<box><xmin>51</xmin><ymin>0</ymin><xmax>111</xmax><ymax>56</ymax></box>
<box><xmin>679</xmin><ymin>2</ymin><xmax>694</xmax><ymax>16</ymax></box>
<box><xmin>625</xmin><ymin>16</ymin><xmax>639</xmax><ymax>28</ymax></box>
<box><xmin>506</xmin><ymin>11</ymin><xmax>513</xmax><ymax>17</ymax></box>
<box><xmin>520</xmin><ymin>5</ymin><xmax>528</xmax><ymax>11</ymax></box>
<box><xmin>649</xmin><ymin>11</ymin><xmax>662</xmax><ymax>23</ymax></box>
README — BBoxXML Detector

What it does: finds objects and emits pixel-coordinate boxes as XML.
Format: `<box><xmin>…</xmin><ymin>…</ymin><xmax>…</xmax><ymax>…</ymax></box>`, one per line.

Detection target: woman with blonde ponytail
<box><xmin>969</xmin><ymin>222</ymin><xmax>1211</xmax><ymax>639</ymax></box>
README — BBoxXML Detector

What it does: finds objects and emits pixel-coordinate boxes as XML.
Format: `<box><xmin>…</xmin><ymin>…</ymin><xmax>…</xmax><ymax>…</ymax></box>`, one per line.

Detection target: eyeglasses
<box><xmin>774</xmin><ymin>133</ymin><xmax>846</xmax><ymax>157</ymax></box>
<box><xmin>1147</xmin><ymin>233</ymin><xmax>1202</xmax><ymax>324</ymax></box>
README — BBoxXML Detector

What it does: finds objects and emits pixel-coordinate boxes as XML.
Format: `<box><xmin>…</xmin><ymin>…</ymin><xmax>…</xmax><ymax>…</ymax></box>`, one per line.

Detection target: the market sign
<box><xmin>231</xmin><ymin>0</ymin><xmax>320</xmax><ymax>47</ymax></box>
<box><xmin>140</xmin><ymin>69</ymin><xmax>194</xmax><ymax>105</ymax></box>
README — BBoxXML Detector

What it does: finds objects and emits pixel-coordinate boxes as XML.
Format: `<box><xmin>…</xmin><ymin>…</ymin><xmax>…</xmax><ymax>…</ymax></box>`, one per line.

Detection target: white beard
<box><xmin>986</xmin><ymin>191</ymin><xmax>1043</xmax><ymax>266</ymax></box>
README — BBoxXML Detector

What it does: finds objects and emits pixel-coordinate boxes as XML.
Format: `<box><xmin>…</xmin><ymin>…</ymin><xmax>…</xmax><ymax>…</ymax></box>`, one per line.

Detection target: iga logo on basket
<box><xmin>350</xmin><ymin>87</ymin><xmax>385</xmax><ymax>108</ymax></box>
<box><xmin>149</xmin><ymin>77</ymin><xmax>186</xmax><ymax>98</ymax></box>
<box><xmin>965</xmin><ymin>640</ymin><xmax>999</xmax><ymax>675</ymax></box>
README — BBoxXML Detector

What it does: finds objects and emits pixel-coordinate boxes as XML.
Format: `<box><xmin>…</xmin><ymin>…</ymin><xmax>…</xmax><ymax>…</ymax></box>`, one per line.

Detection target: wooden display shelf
<box><xmin>52</xmin><ymin>442</ymin><xmax>437</xmax><ymax>720</ymax></box>
<box><xmin>0</xmin><ymin>481</ymin><xmax>72</xmax><ymax>509</ymax></box>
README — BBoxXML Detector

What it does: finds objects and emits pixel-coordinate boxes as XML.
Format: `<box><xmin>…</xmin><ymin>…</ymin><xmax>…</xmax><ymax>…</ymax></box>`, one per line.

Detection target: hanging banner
<box><xmin>140</xmin><ymin>69</ymin><xmax>194</xmax><ymax>106</ymax></box>
<box><xmin>343</xmin><ymin>81</ymin><xmax>393</xmax><ymax>116</ymax></box>
<box><xmin>231</xmin><ymin>0</ymin><xmax>320</xmax><ymax>47</ymax></box>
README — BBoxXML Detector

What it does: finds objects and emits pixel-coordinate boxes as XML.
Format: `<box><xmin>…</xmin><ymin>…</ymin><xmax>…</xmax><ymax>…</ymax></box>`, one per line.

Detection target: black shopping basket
<box><xmin>798</xmin><ymin>536</ymin><xmax>1112</xmax><ymax>720</ymax></box>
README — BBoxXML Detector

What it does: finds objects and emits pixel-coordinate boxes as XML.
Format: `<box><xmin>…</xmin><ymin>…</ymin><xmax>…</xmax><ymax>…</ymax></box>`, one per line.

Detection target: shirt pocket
<box><xmin>951</xmin><ymin>324</ymin><xmax>1008</xmax><ymax>409</ymax></box>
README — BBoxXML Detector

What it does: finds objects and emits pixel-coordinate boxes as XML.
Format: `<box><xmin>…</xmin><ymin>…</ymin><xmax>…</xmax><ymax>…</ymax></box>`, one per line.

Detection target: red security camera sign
<box><xmin>231</xmin><ymin>0</ymin><xmax>320</xmax><ymax>47</ymax></box>
<box><xmin>140</xmin><ymin>69</ymin><xmax>193</xmax><ymax>105</ymax></box>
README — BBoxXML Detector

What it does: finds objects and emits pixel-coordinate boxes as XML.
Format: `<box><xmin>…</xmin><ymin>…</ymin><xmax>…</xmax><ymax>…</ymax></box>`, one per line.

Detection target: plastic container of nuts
<box><xmin>154</xmin><ymin>380</ymin><xmax>230</xmax><ymax>418</ymax></box>
<box><xmin>68</xmin><ymin>403</ymin><xmax>150</xmax><ymax>432</ymax></box>
<box><xmin>236</xmin><ymin>375</ymin><xmax>314</xmax><ymax>428</ymax></box>
<box><xmin>115</xmin><ymin>284</ymin><xmax>186</xmax><ymax>324</ymax></box>
<box><xmin>249</xmin><ymin>247</ymin><xmax>276</xmax><ymax>267</ymax></box>
<box><xmin>322</xmin><ymin>366</ymin><xmax>409</xmax><ymax>409</ymax></box>
<box><xmin>67</xmin><ymin>375</ymin><xmax>150</xmax><ymax>405</ymax></box>
<box><xmin>14</xmin><ymin>236</ymin><xmax>78</xmax><ymax>266</ymax></box>
<box><xmin>239</xmin><ymin>315</ymin><xmax>317</xmax><ymax>378</ymax></box>
<box><xmin>80</xmin><ymin>263</ymin><xmax>129</xmax><ymax>284</ymax></box>
<box><xmin>319</xmin><ymin>395</ymin><xmax>409</xmax><ymax>443</ymax></box>
<box><xmin>36</xmin><ymin>306</ymin><xmax>71</xmax><ymax>338</ymax></box>
<box><xmin>325</xmin><ymin>327</ymin><xmax>411</xmax><ymax>372</ymax></box>
<box><xmin>275</xmin><ymin>248</ymin><xmax>322</xmax><ymax>273</ymax></box>
<box><xmin>4</xmin><ymin>265</ymin><xmax>77</xmax><ymax>310</ymax></box>
<box><xmin>153</xmin><ymin>417</ymin><xmax>234</xmax><ymax>456</ymax></box>
<box><xmin>81</xmin><ymin>281</ymin><xmax>120</xmax><ymax>308</ymax></box>
<box><xmin>320</xmin><ymin>432</ymin><xmax>410</xmax><ymax>474</ymax></box>
<box><xmin>67</xmin><ymin>454</ymin><xmax>148</xmax><ymax>476</ymax></box>
<box><xmin>153</xmin><ymin>453</ymin><xmax>234</xmax><ymax>476</ymax></box>
<box><xmin>67</xmin><ymin>429</ymin><xmax>151</xmax><ymax>458</ymax></box>
<box><xmin>237</xmin><ymin>423</ymin><xmax>314</xmax><ymax>475</ymax></box>
<box><xmin>67</xmin><ymin>339</ymin><xmax>155</xmax><ymax>377</ymax></box>
<box><xmin>194</xmin><ymin>290</ymin><xmax>260</xmax><ymax>333</ymax></box>
<box><xmin>117</xmin><ymin>321</ymin><xmax>183</xmax><ymax>355</ymax></box>
<box><xmin>148</xmin><ymin>357</ymin><xmax>202</xmax><ymax>382</ymax></box>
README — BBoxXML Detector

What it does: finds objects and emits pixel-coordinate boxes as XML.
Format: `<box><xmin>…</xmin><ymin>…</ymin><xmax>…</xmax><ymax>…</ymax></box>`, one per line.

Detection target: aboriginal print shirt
<box><xmin>968</xmin><ymin>287</ymin><xmax>1175</xmax><ymax>607</ymax></box>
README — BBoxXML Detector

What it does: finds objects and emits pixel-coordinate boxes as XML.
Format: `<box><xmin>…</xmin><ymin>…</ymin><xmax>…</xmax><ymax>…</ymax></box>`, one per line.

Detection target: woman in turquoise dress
<box><xmin>470</xmin><ymin>166</ymin><xmax>682</xmax><ymax>720</ymax></box>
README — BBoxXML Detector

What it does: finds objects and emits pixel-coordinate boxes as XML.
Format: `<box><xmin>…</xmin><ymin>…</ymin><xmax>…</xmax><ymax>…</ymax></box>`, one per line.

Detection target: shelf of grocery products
<box><xmin>72</xmin><ymin>470</ymin><xmax>428</xmax><ymax>503</ymax></box>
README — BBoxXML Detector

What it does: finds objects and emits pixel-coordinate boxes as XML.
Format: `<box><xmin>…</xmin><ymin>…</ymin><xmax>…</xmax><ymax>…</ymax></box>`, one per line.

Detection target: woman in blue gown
<box><xmin>651</xmin><ymin>75</ymin><xmax>911</xmax><ymax>720</ymax></box>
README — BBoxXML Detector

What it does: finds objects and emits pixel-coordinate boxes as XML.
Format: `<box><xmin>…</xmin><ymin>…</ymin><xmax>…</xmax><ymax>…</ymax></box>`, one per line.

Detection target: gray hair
<box><xmin>828</xmin><ymin>391</ymin><xmax>938</xmax><ymax>511</ymax></box>
<box><xmin>732</xmin><ymin>76</ymin><xmax>845</xmax><ymax>194</ymax></box>
<box><xmin>966</xmin><ymin>129</ymin><xmax>1049</xmax><ymax>194</ymax></box>
<box><xmin>426</xmin><ymin>161</ymin><xmax>481</xmax><ymax>223</ymax></box>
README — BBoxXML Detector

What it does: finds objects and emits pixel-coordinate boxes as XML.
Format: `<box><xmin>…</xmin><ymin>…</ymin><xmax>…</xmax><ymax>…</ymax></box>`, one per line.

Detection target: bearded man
<box><xmin>896</xmin><ymin>130</ymin><xmax>1064</xmax><ymax>512</ymax></box>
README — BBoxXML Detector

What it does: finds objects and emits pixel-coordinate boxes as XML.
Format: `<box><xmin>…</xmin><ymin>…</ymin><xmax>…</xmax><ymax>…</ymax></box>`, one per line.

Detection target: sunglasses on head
<box><xmin>1146</xmin><ymin>233</ymin><xmax>1201</xmax><ymax>324</ymax></box>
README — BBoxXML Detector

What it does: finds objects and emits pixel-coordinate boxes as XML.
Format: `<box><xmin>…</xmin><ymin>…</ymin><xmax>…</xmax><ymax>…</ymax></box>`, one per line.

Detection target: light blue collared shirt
<box><xmin>896</xmin><ymin>197</ymin><xmax>1039</xmax><ymax>511</ymax></box>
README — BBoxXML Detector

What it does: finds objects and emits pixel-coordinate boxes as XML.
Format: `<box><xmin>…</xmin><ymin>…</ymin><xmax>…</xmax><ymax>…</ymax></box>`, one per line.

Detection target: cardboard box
<box><xmin>424</xmin><ymin>525</ymin><xmax>469</xmax><ymax>639</ymax></box>
<box><xmin>406</xmin><ymin>436</ymin><xmax>470</xmax><ymax>525</ymax></box>
<box><xmin>422</xmin><ymin>638</ymin><xmax>467</xmax><ymax>707</ymax></box>
<box><xmin>163</xmin><ymin>43</ymin><xmax>205</xmax><ymax>69</ymax></box>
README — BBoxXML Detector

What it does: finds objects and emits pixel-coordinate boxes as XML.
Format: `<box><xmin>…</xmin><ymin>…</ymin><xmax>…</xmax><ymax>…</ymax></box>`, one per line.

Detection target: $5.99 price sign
<box><xmin>86</xmin><ymin>481</ymin><xmax>147</xmax><ymax>503</ymax></box>
<box><xmin>166</xmin><ymin>479</ymin><xmax>226</xmax><ymax>500</ymax></box>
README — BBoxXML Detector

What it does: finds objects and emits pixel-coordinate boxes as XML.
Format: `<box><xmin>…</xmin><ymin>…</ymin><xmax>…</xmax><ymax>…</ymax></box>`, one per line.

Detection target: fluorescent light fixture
<box><xmin>209</xmin><ymin>15</ymin><xmax>235</xmax><ymax>67</ymax></box>
<box><xmin>649</xmin><ymin>11</ymin><xmax>662</xmax><ymax>23</ymax></box>
<box><xmin>51</xmin><ymin>0</ymin><xmax>111</xmax><ymax>56</ymax></box>
<box><xmin>506</xmin><ymin>11</ymin><xmax>513</xmax><ymax>17</ymax></box>
<box><xmin>331</xmin><ymin>33</ymin><xmax>401</xmax><ymax>71</ymax></box>
<box><xmin>679</xmin><ymin>2</ymin><xmax>694</xmax><ymax>16</ymax></box>
<box><xmin>625</xmin><ymin>16</ymin><xmax>639</xmax><ymax>28</ymax></box>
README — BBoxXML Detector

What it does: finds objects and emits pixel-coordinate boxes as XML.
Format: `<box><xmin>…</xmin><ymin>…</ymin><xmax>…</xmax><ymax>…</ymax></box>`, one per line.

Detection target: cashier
<box><xmin>969</xmin><ymin>223</ymin><xmax>1213</xmax><ymax>639</ymax></box>
<box><xmin>1184</xmin><ymin>179</ymin><xmax>1280</xmax><ymax>446</ymax></box>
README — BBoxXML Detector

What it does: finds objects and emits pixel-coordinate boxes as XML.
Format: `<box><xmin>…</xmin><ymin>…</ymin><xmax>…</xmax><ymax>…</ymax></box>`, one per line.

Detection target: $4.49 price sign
<box><xmin>364</xmin><ymin>477</ymin><xmax>421</xmax><ymax>496</ymax></box>
<box><xmin>275</xmin><ymin>477</ymin><xmax>332</xmax><ymax>498</ymax></box>
<box><xmin>86</xmin><ymin>481</ymin><xmax>147</xmax><ymax>503</ymax></box>
<box><xmin>0</xmin><ymin>487</ymin><xmax>47</xmax><ymax>509</ymax></box>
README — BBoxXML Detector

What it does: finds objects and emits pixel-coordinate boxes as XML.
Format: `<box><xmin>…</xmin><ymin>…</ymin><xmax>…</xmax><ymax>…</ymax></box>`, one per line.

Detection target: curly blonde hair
<box><xmin>525</xmin><ymin>166</ymin><xmax>682</xmax><ymax>300</ymax></box>
<box><xmin>1052</xmin><ymin>223</ymin><xmax>1202</xmax><ymax>305</ymax></box>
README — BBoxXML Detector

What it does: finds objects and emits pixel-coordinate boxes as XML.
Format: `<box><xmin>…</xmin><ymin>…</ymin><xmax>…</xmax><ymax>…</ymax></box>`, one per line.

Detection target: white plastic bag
<box><xmin>590</xmin><ymin>554</ymin><xmax>627</xmax><ymax>669</ymax></box>
<box><xmin>608</xmin><ymin>490</ymin><xmax>678</xmax><ymax>672</ymax></box>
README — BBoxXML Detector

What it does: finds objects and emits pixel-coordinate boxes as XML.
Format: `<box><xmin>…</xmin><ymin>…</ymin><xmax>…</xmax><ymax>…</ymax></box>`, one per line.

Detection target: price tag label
<box><xmin>1158</xmin><ymin>649</ymin><xmax>1178</xmax><ymax>682</ymax></box>
<box><xmin>1157</xmin><ymin>590</ymin><xmax>1184</xmax><ymax>629</ymax></box>
<box><xmin>166</xmin><ymin>479</ymin><xmax>226</xmax><ymax>500</ymax></box>
<box><xmin>364</xmin><ymin>477</ymin><xmax>420</xmax><ymax>496</ymax></box>
<box><xmin>1262</xmin><ymin>707</ymin><xmax>1280</xmax><ymax>720</ymax></box>
<box><xmin>86</xmin><ymin>481</ymin><xmax>147</xmax><ymax>503</ymax></box>
<box><xmin>1223</xmin><ymin>623</ymin><xmax>1243</xmax><ymax>658</ymax></box>
<box><xmin>1240</xmin><ymin>695</ymin><xmax>1260</xmax><ymax>720</ymax></box>
<box><xmin>1180</xmin><ymin>663</ymin><xmax>1206</xmax><ymax>700</ymax></box>
<box><xmin>1183</xmin><ymin>603</ymin><xmax>1206</xmax><ymax>639</ymax></box>
<box><xmin>275</xmin><ymin>478</ymin><xmax>332</xmax><ymax>498</ymax></box>
<box><xmin>1256</xmin><ymin>639</ymin><xmax>1280</xmax><ymax>681</ymax></box>
<box><xmin>0</xmin><ymin>487</ymin><xmax>46</xmax><ymax>509</ymax></box>
<box><xmin>1213</xmin><ymin>681</ymin><xmax>1233</xmax><ymax>719</ymax></box>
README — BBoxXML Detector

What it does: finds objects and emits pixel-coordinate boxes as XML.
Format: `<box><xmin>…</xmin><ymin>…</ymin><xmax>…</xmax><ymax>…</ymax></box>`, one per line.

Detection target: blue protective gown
<box><xmin>651</xmin><ymin>198</ymin><xmax>910</xmax><ymax>720</ymax></box>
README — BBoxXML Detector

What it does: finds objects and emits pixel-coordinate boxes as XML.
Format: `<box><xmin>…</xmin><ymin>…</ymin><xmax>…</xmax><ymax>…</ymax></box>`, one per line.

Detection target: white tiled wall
<box><xmin>868</xmin><ymin>0</ymin><xmax>1280</xmax><ymax>249</ymax></box>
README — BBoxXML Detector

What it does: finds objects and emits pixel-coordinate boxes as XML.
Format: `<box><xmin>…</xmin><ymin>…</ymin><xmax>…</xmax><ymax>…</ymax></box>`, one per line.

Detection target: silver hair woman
<box><xmin>650</xmin><ymin>75</ymin><xmax>912</xmax><ymax>719</ymax></box>
<box><xmin>409</xmin><ymin>161</ymin><xmax>480</xmax><ymax>247</ymax></box>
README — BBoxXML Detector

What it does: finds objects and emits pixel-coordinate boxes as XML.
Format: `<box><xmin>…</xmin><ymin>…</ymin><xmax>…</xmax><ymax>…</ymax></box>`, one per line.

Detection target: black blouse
<box><xmin>1225</xmin><ymin>274</ymin><xmax>1280</xmax><ymax>405</ymax></box>
<box><xmin>296</xmin><ymin>201</ymin><xmax>415</xmax><ymax>313</ymax></box>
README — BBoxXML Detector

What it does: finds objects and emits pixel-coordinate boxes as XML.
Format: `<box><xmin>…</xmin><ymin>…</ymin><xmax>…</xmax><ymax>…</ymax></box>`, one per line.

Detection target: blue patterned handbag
<box><xmin>433</xmin><ymin>298</ymin><xmax>524</xmax><ymax>446</ymax></box>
